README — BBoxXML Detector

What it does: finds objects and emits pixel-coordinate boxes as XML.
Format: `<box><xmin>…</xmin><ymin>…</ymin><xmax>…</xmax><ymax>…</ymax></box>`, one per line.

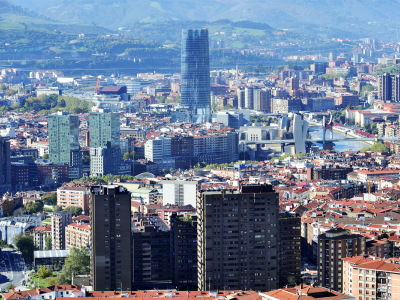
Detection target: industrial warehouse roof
<box><xmin>34</xmin><ymin>249</ymin><xmax>70</xmax><ymax>259</ymax></box>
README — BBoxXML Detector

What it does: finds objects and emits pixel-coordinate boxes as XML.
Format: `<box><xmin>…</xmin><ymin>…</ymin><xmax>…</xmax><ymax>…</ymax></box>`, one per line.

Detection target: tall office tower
<box><xmin>170</xmin><ymin>214</ymin><xmax>198</xmax><ymax>291</ymax></box>
<box><xmin>51</xmin><ymin>211</ymin><xmax>72</xmax><ymax>250</ymax></box>
<box><xmin>378</xmin><ymin>73</ymin><xmax>393</xmax><ymax>101</ymax></box>
<box><xmin>181</xmin><ymin>29</ymin><xmax>211</xmax><ymax>123</ymax></box>
<box><xmin>318</xmin><ymin>228</ymin><xmax>365</xmax><ymax>292</ymax></box>
<box><xmin>90</xmin><ymin>185</ymin><xmax>132</xmax><ymax>291</ymax></box>
<box><xmin>48</xmin><ymin>112</ymin><xmax>82</xmax><ymax>180</ymax></box>
<box><xmin>277</xmin><ymin>212</ymin><xmax>301</xmax><ymax>288</ymax></box>
<box><xmin>197</xmin><ymin>184</ymin><xmax>279</xmax><ymax>291</ymax></box>
<box><xmin>89</xmin><ymin>112</ymin><xmax>121</xmax><ymax>176</ymax></box>
<box><xmin>244</xmin><ymin>86</ymin><xmax>254</xmax><ymax>109</ymax></box>
<box><xmin>237</xmin><ymin>88</ymin><xmax>245</xmax><ymax>109</ymax></box>
<box><xmin>0</xmin><ymin>137</ymin><xmax>11</xmax><ymax>194</ymax></box>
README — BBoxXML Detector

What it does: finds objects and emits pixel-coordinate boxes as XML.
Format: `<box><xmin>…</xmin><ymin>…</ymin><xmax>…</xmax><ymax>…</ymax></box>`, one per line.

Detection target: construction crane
<box><xmin>94</xmin><ymin>77</ymin><xmax>101</xmax><ymax>95</ymax></box>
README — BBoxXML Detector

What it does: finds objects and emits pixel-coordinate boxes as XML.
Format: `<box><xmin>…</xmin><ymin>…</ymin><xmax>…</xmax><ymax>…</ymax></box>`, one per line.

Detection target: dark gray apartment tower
<box><xmin>0</xmin><ymin>137</ymin><xmax>11</xmax><ymax>194</ymax></box>
<box><xmin>90</xmin><ymin>185</ymin><xmax>132</xmax><ymax>291</ymax></box>
<box><xmin>392</xmin><ymin>75</ymin><xmax>400</xmax><ymax>102</ymax></box>
<box><xmin>170</xmin><ymin>213</ymin><xmax>198</xmax><ymax>291</ymax></box>
<box><xmin>378</xmin><ymin>73</ymin><xmax>393</xmax><ymax>101</ymax></box>
<box><xmin>197</xmin><ymin>184</ymin><xmax>279</xmax><ymax>291</ymax></box>
<box><xmin>181</xmin><ymin>29</ymin><xmax>211</xmax><ymax>123</ymax></box>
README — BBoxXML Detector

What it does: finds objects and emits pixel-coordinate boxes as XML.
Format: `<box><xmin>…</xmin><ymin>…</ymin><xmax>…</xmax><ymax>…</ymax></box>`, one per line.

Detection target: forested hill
<box><xmin>8</xmin><ymin>0</ymin><xmax>400</xmax><ymax>40</ymax></box>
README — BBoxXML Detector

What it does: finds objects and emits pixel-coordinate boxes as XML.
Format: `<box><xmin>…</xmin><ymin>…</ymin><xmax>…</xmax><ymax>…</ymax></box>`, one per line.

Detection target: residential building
<box><xmin>262</xmin><ymin>284</ymin><xmax>354</xmax><ymax>300</ymax></box>
<box><xmin>197</xmin><ymin>184</ymin><xmax>279</xmax><ymax>291</ymax></box>
<box><xmin>48</xmin><ymin>112</ymin><xmax>82</xmax><ymax>180</ymax></box>
<box><xmin>132</xmin><ymin>213</ymin><xmax>171</xmax><ymax>289</ymax></box>
<box><xmin>0</xmin><ymin>137</ymin><xmax>11</xmax><ymax>194</ymax></box>
<box><xmin>161</xmin><ymin>180</ymin><xmax>198</xmax><ymax>207</ymax></box>
<box><xmin>170</xmin><ymin>214</ymin><xmax>198</xmax><ymax>291</ymax></box>
<box><xmin>342</xmin><ymin>255</ymin><xmax>400</xmax><ymax>300</ymax></box>
<box><xmin>65</xmin><ymin>222</ymin><xmax>90</xmax><ymax>250</ymax></box>
<box><xmin>277</xmin><ymin>213</ymin><xmax>301</xmax><ymax>288</ymax></box>
<box><xmin>181</xmin><ymin>29</ymin><xmax>211</xmax><ymax>123</ymax></box>
<box><xmin>31</xmin><ymin>225</ymin><xmax>51</xmax><ymax>250</ymax></box>
<box><xmin>0</xmin><ymin>215</ymin><xmax>42</xmax><ymax>245</ymax></box>
<box><xmin>90</xmin><ymin>185</ymin><xmax>132</xmax><ymax>291</ymax></box>
<box><xmin>317</xmin><ymin>228</ymin><xmax>366</xmax><ymax>292</ymax></box>
<box><xmin>51</xmin><ymin>211</ymin><xmax>72</xmax><ymax>250</ymax></box>
<box><xmin>57</xmin><ymin>182</ymin><xmax>92</xmax><ymax>213</ymax></box>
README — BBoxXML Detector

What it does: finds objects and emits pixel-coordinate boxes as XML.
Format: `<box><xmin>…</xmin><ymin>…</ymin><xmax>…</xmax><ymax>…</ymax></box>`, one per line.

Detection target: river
<box><xmin>309</xmin><ymin>126</ymin><xmax>370</xmax><ymax>152</ymax></box>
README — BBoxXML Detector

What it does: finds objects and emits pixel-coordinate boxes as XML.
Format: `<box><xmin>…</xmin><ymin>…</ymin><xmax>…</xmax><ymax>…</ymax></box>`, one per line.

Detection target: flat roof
<box><xmin>34</xmin><ymin>249</ymin><xmax>70</xmax><ymax>259</ymax></box>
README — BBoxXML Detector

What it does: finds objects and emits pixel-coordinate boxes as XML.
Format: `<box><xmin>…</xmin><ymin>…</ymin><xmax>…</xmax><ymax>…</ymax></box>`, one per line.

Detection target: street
<box><xmin>0</xmin><ymin>248</ymin><xmax>29</xmax><ymax>292</ymax></box>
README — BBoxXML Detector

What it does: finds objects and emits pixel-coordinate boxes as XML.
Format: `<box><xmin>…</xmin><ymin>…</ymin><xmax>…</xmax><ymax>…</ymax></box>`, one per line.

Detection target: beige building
<box><xmin>51</xmin><ymin>211</ymin><xmax>72</xmax><ymax>250</ymax></box>
<box><xmin>342</xmin><ymin>255</ymin><xmax>400</xmax><ymax>300</ymax></box>
<box><xmin>65</xmin><ymin>222</ymin><xmax>90</xmax><ymax>249</ymax></box>
<box><xmin>57</xmin><ymin>182</ymin><xmax>93</xmax><ymax>212</ymax></box>
<box><xmin>31</xmin><ymin>226</ymin><xmax>51</xmax><ymax>250</ymax></box>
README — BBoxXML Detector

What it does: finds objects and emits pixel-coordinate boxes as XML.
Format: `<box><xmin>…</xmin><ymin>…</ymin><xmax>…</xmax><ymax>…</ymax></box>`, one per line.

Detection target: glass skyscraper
<box><xmin>89</xmin><ymin>112</ymin><xmax>121</xmax><ymax>177</ymax></box>
<box><xmin>48</xmin><ymin>112</ymin><xmax>82</xmax><ymax>179</ymax></box>
<box><xmin>181</xmin><ymin>28</ymin><xmax>211</xmax><ymax>123</ymax></box>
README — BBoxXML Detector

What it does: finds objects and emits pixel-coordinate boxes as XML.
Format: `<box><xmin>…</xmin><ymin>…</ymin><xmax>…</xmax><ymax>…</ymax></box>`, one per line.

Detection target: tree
<box><xmin>58</xmin><ymin>247</ymin><xmax>90</xmax><ymax>284</ymax></box>
<box><xmin>287</xmin><ymin>276</ymin><xmax>297</xmax><ymax>287</ymax></box>
<box><xmin>45</xmin><ymin>235</ymin><xmax>52</xmax><ymax>250</ymax></box>
<box><xmin>13</xmin><ymin>234</ymin><xmax>35</xmax><ymax>262</ymax></box>
<box><xmin>64</xmin><ymin>206</ymin><xmax>83</xmax><ymax>216</ymax></box>
<box><xmin>42</xmin><ymin>192</ymin><xmax>57</xmax><ymax>205</ymax></box>
<box><xmin>6</xmin><ymin>283</ymin><xmax>14</xmax><ymax>292</ymax></box>
<box><xmin>53</xmin><ymin>205</ymin><xmax>62</xmax><ymax>212</ymax></box>
<box><xmin>46</xmin><ymin>276</ymin><xmax>59</xmax><ymax>286</ymax></box>
<box><xmin>122</xmin><ymin>151</ymin><xmax>133</xmax><ymax>160</ymax></box>
<box><xmin>42</xmin><ymin>153</ymin><xmax>49</xmax><ymax>159</ymax></box>
<box><xmin>38</xmin><ymin>266</ymin><xmax>52</xmax><ymax>279</ymax></box>
<box><xmin>25</xmin><ymin>201</ymin><xmax>44</xmax><ymax>214</ymax></box>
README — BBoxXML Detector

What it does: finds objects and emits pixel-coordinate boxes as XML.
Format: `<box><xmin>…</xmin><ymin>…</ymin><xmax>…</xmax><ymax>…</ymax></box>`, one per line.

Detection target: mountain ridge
<box><xmin>7</xmin><ymin>0</ymin><xmax>400</xmax><ymax>40</ymax></box>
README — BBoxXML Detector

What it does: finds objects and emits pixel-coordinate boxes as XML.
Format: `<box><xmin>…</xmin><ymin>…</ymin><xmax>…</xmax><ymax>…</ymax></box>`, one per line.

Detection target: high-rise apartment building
<box><xmin>132</xmin><ymin>213</ymin><xmax>171</xmax><ymax>290</ymax></box>
<box><xmin>0</xmin><ymin>137</ymin><xmax>11</xmax><ymax>194</ymax></box>
<box><xmin>378</xmin><ymin>73</ymin><xmax>400</xmax><ymax>102</ymax></box>
<box><xmin>89</xmin><ymin>112</ymin><xmax>121</xmax><ymax>177</ymax></box>
<box><xmin>318</xmin><ymin>228</ymin><xmax>366</xmax><ymax>292</ymax></box>
<box><xmin>277</xmin><ymin>212</ymin><xmax>301</xmax><ymax>288</ymax></box>
<box><xmin>244</xmin><ymin>87</ymin><xmax>254</xmax><ymax>110</ymax></box>
<box><xmin>197</xmin><ymin>184</ymin><xmax>279</xmax><ymax>291</ymax></box>
<box><xmin>90</xmin><ymin>185</ymin><xmax>132</xmax><ymax>291</ymax></box>
<box><xmin>237</xmin><ymin>89</ymin><xmax>245</xmax><ymax>109</ymax></box>
<box><xmin>170</xmin><ymin>214</ymin><xmax>198</xmax><ymax>291</ymax></box>
<box><xmin>48</xmin><ymin>112</ymin><xmax>82</xmax><ymax>179</ymax></box>
<box><xmin>51</xmin><ymin>211</ymin><xmax>72</xmax><ymax>250</ymax></box>
<box><xmin>181</xmin><ymin>29</ymin><xmax>211</xmax><ymax>123</ymax></box>
<box><xmin>253</xmin><ymin>88</ymin><xmax>271</xmax><ymax>112</ymax></box>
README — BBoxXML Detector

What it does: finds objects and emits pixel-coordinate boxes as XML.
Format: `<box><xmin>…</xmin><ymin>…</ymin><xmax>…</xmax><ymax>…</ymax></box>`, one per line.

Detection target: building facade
<box><xmin>318</xmin><ymin>228</ymin><xmax>366</xmax><ymax>292</ymax></box>
<box><xmin>181</xmin><ymin>29</ymin><xmax>211</xmax><ymax>123</ymax></box>
<box><xmin>342</xmin><ymin>256</ymin><xmax>400</xmax><ymax>300</ymax></box>
<box><xmin>51</xmin><ymin>211</ymin><xmax>72</xmax><ymax>250</ymax></box>
<box><xmin>65</xmin><ymin>222</ymin><xmax>90</xmax><ymax>250</ymax></box>
<box><xmin>48</xmin><ymin>112</ymin><xmax>82</xmax><ymax>180</ymax></box>
<box><xmin>89</xmin><ymin>112</ymin><xmax>121</xmax><ymax>177</ymax></box>
<box><xmin>90</xmin><ymin>185</ymin><xmax>132</xmax><ymax>291</ymax></box>
<box><xmin>197</xmin><ymin>184</ymin><xmax>279</xmax><ymax>291</ymax></box>
<box><xmin>0</xmin><ymin>137</ymin><xmax>11</xmax><ymax>194</ymax></box>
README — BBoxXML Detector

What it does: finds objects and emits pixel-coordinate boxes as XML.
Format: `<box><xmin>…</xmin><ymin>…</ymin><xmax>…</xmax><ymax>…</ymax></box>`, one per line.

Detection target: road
<box><xmin>0</xmin><ymin>249</ymin><xmax>29</xmax><ymax>292</ymax></box>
